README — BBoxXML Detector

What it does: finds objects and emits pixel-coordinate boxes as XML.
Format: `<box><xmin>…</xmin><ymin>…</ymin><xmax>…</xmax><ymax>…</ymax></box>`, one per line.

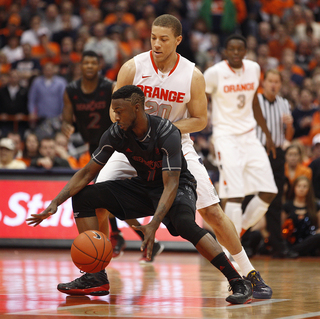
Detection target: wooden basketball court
<box><xmin>1</xmin><ymin>248</ymin><xmax>320</xmax><ymax>319</ymax></box>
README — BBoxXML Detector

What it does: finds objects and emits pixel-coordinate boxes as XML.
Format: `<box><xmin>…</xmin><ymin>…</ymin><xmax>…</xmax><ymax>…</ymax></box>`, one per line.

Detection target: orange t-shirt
<box><xmin>269</xmin><ymin>38</ymin><xmax>296</xmax><ymax>61</ymax></box>
<box><xmin>261</xmin><ymin>0</ymin><xmax>294</xmax><ymax>17</ymax></box>
<box><xmin>31</xmin><ymin>42</ymin><xmax>60</xmax><ymax>65</ymax></box>
<box><xmin>285</xmin><ymin>163</ymin><xmax>312</xmax><ymax>185</ymax></box>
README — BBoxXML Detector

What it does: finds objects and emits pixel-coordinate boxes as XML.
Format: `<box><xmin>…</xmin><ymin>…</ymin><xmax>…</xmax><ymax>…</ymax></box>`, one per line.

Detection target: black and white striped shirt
<box><xmin>256</xmin><ymin>93</ymin><xmax>291</xmax><ymax>148</ymax></box>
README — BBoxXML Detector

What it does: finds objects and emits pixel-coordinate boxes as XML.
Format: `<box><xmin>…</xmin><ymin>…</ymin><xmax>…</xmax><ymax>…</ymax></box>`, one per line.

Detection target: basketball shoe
<box><xmin>110</xmin><ymin>231</ymin><xmax>126</xmax><ymax>258</ymax></box>
<box><xmin>244</xmin><ymin>270</ymin><xmax>272</xmax><ymax>299</ymax></box>
<box><xmin>226</xmin><ymin>278</ymin><xmax>253</xmax><ymax>304</ymax></box>
<box><xmin>139</xmin><ymin>241</ymin><xmax>165</xmax><ymax>263</ymax></box>
<box><xmin>57</xmin><ymin>270</ymin><xmax>109</xmax><ymax>296</ymax></box>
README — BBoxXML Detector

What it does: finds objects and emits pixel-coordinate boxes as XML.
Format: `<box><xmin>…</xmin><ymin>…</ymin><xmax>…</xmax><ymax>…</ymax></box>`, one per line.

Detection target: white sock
<box><xmin>231</xmin><ymin>247</ymin><xmax>255</xmax><ymax>277</ymax></box>
<box><xmin>224</xmin><ymin>202</ymin><xmax>242</xmax><ymax>235</ymax></box>
<box><xmin>242</xmin><ymin>195</ymin><xmax>269</xmax><ymax>230</ymax></box>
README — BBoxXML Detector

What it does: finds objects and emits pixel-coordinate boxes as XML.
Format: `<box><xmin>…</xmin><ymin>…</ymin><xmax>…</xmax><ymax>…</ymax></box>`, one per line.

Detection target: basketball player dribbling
<box><xmin>204</xmin><ymin>34</ymin><xmax>278</xmax><ymax>258</ymax></box>
<box><xmin>61</xmin><ymin>50</ymin><xmax>164</xmax><ymax>261</ymax></box>
<box><xmin>95</xmin><ymin>15</ymin><xmax>273</xmax><ymax>299</ymax></box>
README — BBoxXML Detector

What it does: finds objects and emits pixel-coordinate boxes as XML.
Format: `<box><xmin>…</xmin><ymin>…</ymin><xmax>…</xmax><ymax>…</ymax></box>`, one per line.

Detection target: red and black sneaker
<box><xmin>110</xmin><ymin>231</ymin><xmax>126</xmax><ymax>258</ymax></box>
<box><xmin>226</xmin><ymin>278</ymin><xmax>253</xmax><ymax>304</ymax></box>
<box><xmin>57</xmin><ymin>270</ymin><xmax>109</xmax><ymax>296</ymax></box>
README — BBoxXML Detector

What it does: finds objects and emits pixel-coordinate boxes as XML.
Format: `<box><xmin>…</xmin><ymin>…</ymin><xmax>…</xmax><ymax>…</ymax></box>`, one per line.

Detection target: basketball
<box><xmin>71</xmin><ymin>230</ymin><xmax>113</xmax><ymax>273</ymax></box>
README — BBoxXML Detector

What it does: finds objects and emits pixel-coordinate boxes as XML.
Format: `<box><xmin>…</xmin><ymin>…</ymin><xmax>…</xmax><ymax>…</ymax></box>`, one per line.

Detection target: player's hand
<box><xmin>26</xmin><ymin>202</ymin><xmax>58</xmax><ymax>227</ymax></box>
<box><xmin>61</xmin><ymin>123</ymin><xmax>75</xmax><ymax>139</ymax></box>
<box><xmin>132</xmin><ymin>223</ymin><xmax>157</xmax><ymax>261</ymax></box>
<box><xmin>266</xmin><ymin>135</ymin><xmax>276</xmax><ymax>159</ymax></box>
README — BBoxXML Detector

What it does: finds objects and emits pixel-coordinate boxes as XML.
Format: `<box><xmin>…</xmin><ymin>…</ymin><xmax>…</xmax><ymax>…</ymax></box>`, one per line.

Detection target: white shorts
<box><xmin>96</xmin><ymin>145</ymin><xmax>220</xmax><ymax>210</ymax></box>
<box><xmin>213</xmin><ymin>130</ymin><xmax>278</xmax><ymax>199</ymax></box>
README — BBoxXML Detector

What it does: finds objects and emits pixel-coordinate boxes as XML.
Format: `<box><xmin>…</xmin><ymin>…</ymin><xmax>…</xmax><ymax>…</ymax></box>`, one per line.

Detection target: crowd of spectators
<box><xmin>0</xmin><ymin>0</ymin><xmax>320</xmax><ymax>255</ymax></box>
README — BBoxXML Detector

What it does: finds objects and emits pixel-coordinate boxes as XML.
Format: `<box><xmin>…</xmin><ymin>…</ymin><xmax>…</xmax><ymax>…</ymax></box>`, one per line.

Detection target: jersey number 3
<box><xmin>237</xmin><ymin>94</ymin><xmax>246</xmax><ymax>109</ymax></box>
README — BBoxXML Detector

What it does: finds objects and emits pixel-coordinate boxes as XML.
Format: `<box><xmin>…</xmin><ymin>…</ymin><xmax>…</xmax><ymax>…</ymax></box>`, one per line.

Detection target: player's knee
<box><xmin>198</xmin><ymin>204</ymin><xmax>224</xmax><ymax>227</ymax></box>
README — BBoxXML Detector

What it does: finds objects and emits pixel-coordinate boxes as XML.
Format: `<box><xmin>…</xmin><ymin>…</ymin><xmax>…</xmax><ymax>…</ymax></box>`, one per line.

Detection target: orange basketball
<box><xmin>71</xmin><ymin>230</ymin><xmax>113</xmax><ymax>273</ymax></box>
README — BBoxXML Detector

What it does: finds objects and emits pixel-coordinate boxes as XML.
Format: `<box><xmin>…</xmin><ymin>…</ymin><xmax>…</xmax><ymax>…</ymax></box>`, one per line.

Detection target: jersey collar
<box><xmin>150</xmin><ymin>50</ymin><xmax>180</xmax><ymax>76</ymax></box>
<box><xmin>225</xmin><ymin>60</ymin><xmax>245</xmax><ymax>73</ymax></box>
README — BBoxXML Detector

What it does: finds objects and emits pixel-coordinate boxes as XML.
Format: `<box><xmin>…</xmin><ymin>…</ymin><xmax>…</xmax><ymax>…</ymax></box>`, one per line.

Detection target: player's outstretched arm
<box><xmin>133</xmin><ymin>170</ymin><xmax>180</xmax><ymax>260</ymax></box>
<box><xmin>26</xmin><ymin>159</ymin><xmax>103</xmax><ymax>226</ymax></box>
<box><xmin>109</xmin><ymin>59</ymin><xmax>136</xmax><ymax>122</ymax></box>
<box><xmin>252</xmin><ymin>91</ymin><xmax>276</xmax><ymax>159</ymax></box>
<box><xmin>61</xmin><ymin>90</ymin><xmax>75</xmax><ymax>139</ymax></box>
<box><xmin>173</xmin><ymin>67</ymin><xmax>208</xmax><ymax>134</ymax></box>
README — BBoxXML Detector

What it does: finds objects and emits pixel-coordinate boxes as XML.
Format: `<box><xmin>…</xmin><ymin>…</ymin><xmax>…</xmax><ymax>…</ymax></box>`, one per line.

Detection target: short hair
<box><xmin>225</xmin><ymin>34</ymin><xmax>247</xmax><ymax>48</ymax></box>
<box><xmin>264</xmin><ymin>69</ymin><xmax>282</xmax><ymax>81</ymax></box>
<box><xmin>152</xmin><ymin>14</ymin><xmax>182</xmax><ymax>37</ymax></box>
<box><xmin>81</xmin><ymin>50</ymin><xmax>100</xmax><ymax>62</ymax></box>
<box><xmin>112</xmin><ymin>85</ymin><xmax>145</xmax><ymax>108</ymax></box>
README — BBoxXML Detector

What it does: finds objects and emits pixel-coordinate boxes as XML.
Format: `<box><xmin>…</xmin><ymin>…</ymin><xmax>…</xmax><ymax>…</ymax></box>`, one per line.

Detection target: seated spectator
<box><xmin>278</xmin><ymin>48</ymin><xmax>305</xmax><ymax>87</ymax></box>
<box><xmin>0</xmin><ymin>69</ymin><xmax>29</xmax><ymax>137</ymax></box>
<box><xmin>1</xmin><ymin>35</ymin><xmax>23</xmax><ymax>64</ymax></box>
<box><xmin>52</xmin><ymin>14</ymin><xmax>78</xmax><ymax>45</ymax></box>
<box><xmin>282</xmin><ymin>176</ymin><xmax>320</xmax><ymax>256</ymax></box>
<box><xmin>308</xmin><ymin>47</ymin><xmax>320</xmax><ymax>76</ymax></box>
<box><xmin>257</xmin><ymin>21</ymin><xmax>272</xmax><ymax>45</ymax></box>
<box><xmin>84</xmin><ymin>22</ymin><xmax>117</xmax><ymax>71</ymax></box>
<box><xmin>31</xmin><ymin>27</ymin><xmax>60</xmax><ymax>66</ymax></box>
<box><xmin>284</xmin><ymin>144</ymin><xmax>312</xmax><ymax>197</ymax></box>
<box><xmin>40</xmin><ymin>4</ymin><xmax>63</xmax><ymax>39</ymax></box>
<box><xmin>60</xmin><ymin>1</ymin><xmax>82</xmax><ymax>30</ymax></box>
<box><xmin>260</xmin><ymin>0</ymin><xmax>294</xmax><ymax>21</ymax></box>
<box><xmin>295</xmin><ymin>40</ymin><xmax>312</xmax><ymax>75</ymax></box>
<box><xmin>303</xmin><ymin>134</ymin><xmax>320</xmax><ymax>166</ymax></box>
<box><xmin>0</xmin><ymin>51</ymin><xmax>11</xmax><ymax>77</ymax></box>
<box><xmin>103</xmin><ymin>1</ymin><xmax>135</xmax><ymax>28</ymax></box>
<box><xmin>54</xmin><ymin>131</ymin><xmax>78</xmax><ymax>169</ymax></box>
<box><xmin>11</xmin><ymin>42</ymin><xmax>41</xmax><ymax>88</ymax></box>
<box><xmin>292</xmin><ymin>88</ymin><xmax>319</xmax><ymax>143</ymax></box>
<box><xmin>20</xmin><ymin>132</ymin><xmax>40</xmax><ymax>167</ymax></box>
<box><xmin>268</xmin><ymin>24</ymin><xmax>296</xmax><ymax>62</ymax></box>
<box><xmin>20</xmin><ymin>15</ymin><xmax>42</xmax><ymax>47</ymax></box>
<box><xmin>296</xmin><ymin>9</ymin><xmax>320</xmax><ymax>42</ymax></box>
<box><xmin>30</xmin><ymin>136</ymin><xmax>70</xmax><ymax>169</ymax></box>
<box><xmin>0</xmin><ymin>13</ymin><xmax>23</xmax><ymax>49</ymax></box>
<box><xmin>7</xmin><ymin>131</ymin><xmax>23</xmax><ymax>159</ymax></box>
<box><xmin>0</xmin><ymin>137</ymin><xmax>26</xmax><ymax>169</ymax></box>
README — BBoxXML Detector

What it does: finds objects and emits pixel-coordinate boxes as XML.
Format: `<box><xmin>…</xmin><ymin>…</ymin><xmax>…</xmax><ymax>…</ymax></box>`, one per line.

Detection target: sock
<box><xmin>242</xmin><ymin>195</ymin><xmax>269</xmax><ymax>231</ymax></box>
<box><xmin>224</xmin><ymin>202</ymin><xmax>242</xmax><ymax>235</ymax></box>
<box><xmin>109</xmin><ymin>218</ymin><xmax>120</xmax><ymax>233</ymax></box>
<box><xmin>231</xmin><ymin>247</ymin><xmax>255</xmax><ymax>277</ymax></box>
<box><xmin>211</xmin><ymin>252</ymin><xmax>241</xmax><ymax>282</ymax></box>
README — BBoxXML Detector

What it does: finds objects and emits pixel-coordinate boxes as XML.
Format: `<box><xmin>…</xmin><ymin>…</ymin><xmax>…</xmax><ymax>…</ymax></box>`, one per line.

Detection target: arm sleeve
<box><xmin>91</xmin><ymin>129</ymin><xmax>115</xmax><ymax>165</ymax></box>
<box><xmin>160</xmin><ymin>129</ymin><xmax>183</xmax><ymax>171</ymax></box>
<box><xmin>203</xmin><ymin>67</ymin><xmax>218</xmax><ymax>95</ymax></box>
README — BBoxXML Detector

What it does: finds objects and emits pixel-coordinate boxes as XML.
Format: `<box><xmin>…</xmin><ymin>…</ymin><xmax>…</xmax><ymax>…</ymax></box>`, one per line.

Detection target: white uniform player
<box><xmin>205</xmin><ymin>59</ymin><xmax>277</xmax><ymax>200</ymax></box>
<box><xmin>97</xmin><ymin>51</ymin><xmax>219</xmax><ymax>209</ymax></box>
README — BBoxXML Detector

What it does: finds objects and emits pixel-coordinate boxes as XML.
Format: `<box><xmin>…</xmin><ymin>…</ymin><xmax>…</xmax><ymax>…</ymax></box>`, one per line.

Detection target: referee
<box><xmin>256</xmin><ymin>69</ymin><xmax>296</xmax><ymax>258</ymax></box>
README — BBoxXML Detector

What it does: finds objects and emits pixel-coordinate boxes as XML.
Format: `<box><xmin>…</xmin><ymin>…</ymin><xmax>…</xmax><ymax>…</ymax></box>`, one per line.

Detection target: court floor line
<box><xmin>276</xmin><ymin>312</ymin><xmax>320</xmax><ymax>319</ymax></box>
<box><xmin>7</xmin><ymin>298</ymin><xmax>289</xmax><ymax>317</ymax></box>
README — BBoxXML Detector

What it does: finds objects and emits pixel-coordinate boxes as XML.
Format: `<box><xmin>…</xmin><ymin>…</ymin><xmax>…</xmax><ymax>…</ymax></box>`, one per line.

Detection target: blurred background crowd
<box><xmin>0</xmin><ymin>0</ymin><xmax>320</xmax><ymax>257</ymax></box>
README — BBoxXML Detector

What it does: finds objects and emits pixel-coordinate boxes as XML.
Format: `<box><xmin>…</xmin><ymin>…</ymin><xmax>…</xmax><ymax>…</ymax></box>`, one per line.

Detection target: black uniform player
<box><xmin>27</xmin><ymin>85</ymin><xmax>252</xmax><ymax>304</ymax></box>
<box><xmin>62</xmin><ymin>51</ymin><xmax>163</xmax><ymax>261</ymax></box>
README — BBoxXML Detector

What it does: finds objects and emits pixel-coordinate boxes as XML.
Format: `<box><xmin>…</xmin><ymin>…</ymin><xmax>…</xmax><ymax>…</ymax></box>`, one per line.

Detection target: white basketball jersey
<box><xmin>204</xmin><ymin>59</ymin><xmax>260</xmax><ymax>137</ymax></box>
<box><xmin>133</xmin><ymin>51</ymin><xmax>195</xmax><ymax>148</ymax></box>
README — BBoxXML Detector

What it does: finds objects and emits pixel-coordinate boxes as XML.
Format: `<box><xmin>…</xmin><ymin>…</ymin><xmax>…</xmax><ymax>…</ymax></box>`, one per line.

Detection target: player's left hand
<box><xmin>266</xmin><ymin>135</ymin><xmax>276</xmax><ymax>159</ymax></box>
<box><xmin>26</xmin><ymin>202</ymin><xmax>58</xmax><ymax>227</ymax></box>
<box><xmin>132</xmin><ymin>223</ymin><xmax>157</xmax><ymax>261</ymax></box>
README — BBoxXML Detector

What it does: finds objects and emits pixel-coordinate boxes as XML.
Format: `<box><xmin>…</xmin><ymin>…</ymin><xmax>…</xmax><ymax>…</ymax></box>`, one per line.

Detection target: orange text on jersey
<box><xmin>137</xmin><ymin>85</ymin><xmax>185</xmax><ymax>103</ymax></box>
<box><xmin>223</xmin><ymin>83</ymin><xmax>254</xmax><ymax>93</ymax></box>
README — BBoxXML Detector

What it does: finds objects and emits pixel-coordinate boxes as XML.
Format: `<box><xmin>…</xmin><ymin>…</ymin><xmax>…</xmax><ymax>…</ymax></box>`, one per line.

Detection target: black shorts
<box><xmin>72</xmin><ymin>177</ymin><xmax>197</xmax><ymax>236</ymax></box>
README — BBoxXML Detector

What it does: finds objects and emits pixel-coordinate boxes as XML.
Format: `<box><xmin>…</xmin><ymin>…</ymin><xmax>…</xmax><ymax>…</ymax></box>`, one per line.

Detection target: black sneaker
<box><xmin>244</xmin><ymin>270</ymin><xmax>272</xmax><ymax>299</ymax></box>
<box><xmin>139</xmin><ymin>241</ymin><xmax>165</xmax><ymax>263</ymax></box>
<box><xmin>226</xmin><ymin>278</ymin><xmax>253</xmax><ymax>304</ymax></box>
<box><xmin>57</xmin><ymin>270</ymin><xmax>110</xmax><ymax>296</ymax></box>
<box><xmin>110</xmin><ymin>232</ymin><xmax>126</xmax><ymax>258</ymax></box>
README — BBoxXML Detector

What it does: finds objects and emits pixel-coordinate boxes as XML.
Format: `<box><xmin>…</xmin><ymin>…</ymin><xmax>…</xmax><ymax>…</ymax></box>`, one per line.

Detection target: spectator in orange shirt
<box><xmin>260</xmin><ymin>0</ymin><xmax>294</xmax><ymax>20</ymax></box>
<box><xmin>0</xmin><ymin>14</ymin><xmax>23</xmax><ymax>48</ymax></box>
<box><xmin>284</xmin><ymin>144</ymin><xmax>312</xmax><ymax>197</ymax></box>
<box><xmin>103</xmin><ymin>1</ymin><xmax>135</xmax><ymax>28</ymax></box>
<box><xmin>269</xmin><ymin>24</ymin><xmax>296</xmax><ymax>62</ymax></box>
<box><xmin>31</xmin><ymin>27</ymin><xmax>60</xmax><ymax>66</ymax></box>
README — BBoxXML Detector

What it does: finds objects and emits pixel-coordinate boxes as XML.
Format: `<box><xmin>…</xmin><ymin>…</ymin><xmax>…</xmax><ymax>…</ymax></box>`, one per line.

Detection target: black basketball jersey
<box><xmin>93</xmin><ymin>115</ymin><xmax>196</xmax><ymax>187</ymax></box>
<box><xmin>65</xmin><ymin>76</ymin><xmax>113</xmax><ymax>151</ymax></box>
